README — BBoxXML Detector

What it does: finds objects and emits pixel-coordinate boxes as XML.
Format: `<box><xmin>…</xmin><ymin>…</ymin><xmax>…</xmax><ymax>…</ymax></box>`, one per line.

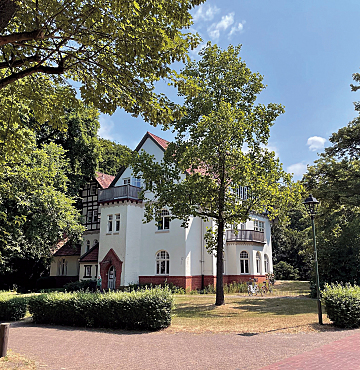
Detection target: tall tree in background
<box><xmin>32</xmin><ymin>104</ymin><xmax>101</xmax><ymax>198</ymax></box>
<box><xmin>304</xmin><ymin>71</ymin><xmax>360</xmax><ymax>284</ymax></box>
<box><xmin>98</xmin><ymin>138</ymin><xmax>132</xmax><ymax>176</ymax></box>
<box><xmin>132</xmin><ymin>44</ymin><xmax>301</xmax><ymax>306</ymax></box>
<box><xmin>0</xmin><ymin>141</ymin><xmax>84</xmax><ymax>289</ymax></box>
<box><xmin>0</xmin><ymin>0</ymin><xmax>204</xmax><ymax>163</ymax></box>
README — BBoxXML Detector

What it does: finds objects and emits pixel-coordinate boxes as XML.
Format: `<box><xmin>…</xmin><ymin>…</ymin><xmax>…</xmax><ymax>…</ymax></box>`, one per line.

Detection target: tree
<box><xmin>303</xmin><ymin>81</ymin><xmax>360</xmax><ymax>285</ymax></box>
<box><xmin>98</xmin><ymin>138</ymin><xmax>132</xmax><ymax>176</ymax></box>
<box><xmin>132</xmin><ymin>44</ymin><xmax>301</xmax><ymax>305</ymax></box>
<box><xmin>0</xmin><ymin>0</ymin><xmax>204</xmax><ymax>163</ymax></box>
<box><xmin>32</xmin><ymin>103</ymin><xmax>101</xmax><ymax>198</ymax></box>
<box><xmin>0</xmin><ymin>141</ymin><xmax>84</xmax><ymax>289</ymax></box>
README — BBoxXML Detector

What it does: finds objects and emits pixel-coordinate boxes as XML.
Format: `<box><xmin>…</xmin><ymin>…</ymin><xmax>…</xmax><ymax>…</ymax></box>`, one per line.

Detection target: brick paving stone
<box><xmin>260</xmin><ymin>332</ymin><xmax>360</xmax><ymax>370</ymax></box>
<box><xmin>6</xmin><ymin>321</ymin><xmax>360</xmax><ymax>370</ymax></box>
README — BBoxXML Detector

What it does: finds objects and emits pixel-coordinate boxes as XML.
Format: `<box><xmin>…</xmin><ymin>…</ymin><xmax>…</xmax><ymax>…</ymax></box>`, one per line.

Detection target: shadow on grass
<box><xmin>231</xmin><ymin>297</ymin><xmax>317</xmax><ymax>315</ymax></box>
<box><xmin>173</xmin><ymin>303</ymin><xmax>220</xmax><ymax>318</ymax></box>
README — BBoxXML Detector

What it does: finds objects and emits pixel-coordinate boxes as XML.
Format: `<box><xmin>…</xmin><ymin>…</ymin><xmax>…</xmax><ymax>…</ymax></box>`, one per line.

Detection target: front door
<box><xmin>108</xmin><ymin>266</ymin><xmax>116</xmax><ymax>290</ymax></box>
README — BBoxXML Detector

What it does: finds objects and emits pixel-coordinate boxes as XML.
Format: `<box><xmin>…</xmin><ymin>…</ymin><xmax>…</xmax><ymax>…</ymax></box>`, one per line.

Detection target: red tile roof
<box><xmin>95</xmin><ymin>172</ymin><xmax>115</xmax><ymax>189</ymax></box>
<box><xmin>147</xmin><ymin>132</ymin><xmax>169</xmax><ymax>150</ymax></box>
<box><xmin>54</xmin><ymin>242</ymin><xmax>81</xmax><ymax>256</ymax></box>
<box><xmin>80</xmin><ymin>243</ymin><xmax>99</xmax><ymax>262</ymax></box>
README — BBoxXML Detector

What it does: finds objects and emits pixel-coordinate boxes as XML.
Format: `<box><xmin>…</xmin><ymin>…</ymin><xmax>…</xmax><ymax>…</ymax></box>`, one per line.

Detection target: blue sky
<box><xmin>98</xmin><ymin>1</ymin><xmax>360</xmax><ymax>180</ymax></box>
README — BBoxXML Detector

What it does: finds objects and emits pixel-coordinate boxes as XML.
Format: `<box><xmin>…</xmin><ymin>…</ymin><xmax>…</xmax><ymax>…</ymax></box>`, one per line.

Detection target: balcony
<box><xmin>226</xmin><ymin>229</ymin><xmax>265</xmax><ymax>244</ymax></box>
<box><xmin>98</xmin><ymin>185</ymin><xmax>142</xmax><ymax>203</ymax></box>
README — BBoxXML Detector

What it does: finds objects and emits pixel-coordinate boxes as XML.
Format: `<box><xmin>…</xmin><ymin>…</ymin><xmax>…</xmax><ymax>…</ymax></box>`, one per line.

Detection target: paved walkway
<box><xmin>6</xmin><ymin>321</ymin><xmax>360</xmax><ymax>369</ymax></box>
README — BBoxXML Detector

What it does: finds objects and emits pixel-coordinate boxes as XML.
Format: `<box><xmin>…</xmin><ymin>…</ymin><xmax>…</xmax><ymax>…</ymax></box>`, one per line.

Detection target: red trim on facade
<box><xmin>139</xmin><ymin>275</ymin><xmax>267</xmax><ymax>290</ymax></box>
<box><xmin>99</xmin><ymin>249</ymin><xmax>123</xmax><ymax>289</ymax></box>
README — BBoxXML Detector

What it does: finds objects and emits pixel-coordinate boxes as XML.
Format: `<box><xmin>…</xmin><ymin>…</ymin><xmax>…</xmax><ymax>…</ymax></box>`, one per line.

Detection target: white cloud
<box><xmin>207</xmin><ymin>12</ymin><xmax>235</xmax><ymax>40</ymax></box>
<box><xmin>287</xmin><ymin>162</ymin><xmax>308</xmax><ymax>176</ymax></box>
<box><xmin>263</xmin><ymin>144</ymin><xmax>279</xmax><ymax>159</ymax></box>
<box><xmin>192</xmin><ymin>4</ymin><xmax>220</xmax><ymax>23</ymax></box>
<box><xmin>307</xmin><ymin>136</ymin><xmax>326</xmax><ymax>151</ymax></box>
<box><xmin>98</xmin><ymin>116</ymin><xmax>115</xmax><ymax>141</ymax></box>
<box><xmin>228</xmin><ymin>21</ymin><xmax>245</xmax><ymax>38</ymax></box>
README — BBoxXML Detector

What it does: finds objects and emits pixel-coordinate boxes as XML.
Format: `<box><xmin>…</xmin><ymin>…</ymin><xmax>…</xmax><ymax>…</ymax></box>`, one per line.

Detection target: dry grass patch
<box><xmin>167</xmin><ymin>283</ymin><xmax>334</xmax><ymax>334</ymax></box>
<box><xmin>0</xmin><ymin>350</ymin><xmax>36</xmax><ymax>369</ymax></box>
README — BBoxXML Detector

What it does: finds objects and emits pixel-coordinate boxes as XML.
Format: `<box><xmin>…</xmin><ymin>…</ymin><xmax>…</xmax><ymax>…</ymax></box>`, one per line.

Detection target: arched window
<box><xmin>256</xmin><ymin>252</ymin><xmax>261</xmax><ymax>274</ymax></box>
<box><xmin>86</xmin><ymin>240</ymin><xmax>90</xmax><ymax>252</ymax></box>
<box><xmin>264</xmin><ymin>254</ymin><xmax>269</xmax><ymax>274</ymax></box>
<box><xmin>93</xmin><ymin>239</ymin><xmax>98</xmax><ymax>246</ymax></box>
<box><xmin>157</xmin><ymin>210</ymin><xmax>170</xmax><ymax>230</ymax></box>
<box><xmin>240</xmin><ymin>251</ymin><xmax>249</xmax><ymax>274</ymax></box>
<box><xmin>58</xmin><ymin>258</ymin><xmax>67</xmax><ymax>276</ymax></box>
<box><xmin>156</xmin><ymin>250</ymin><xmax>170</xmax><ymax>275</ymax></box>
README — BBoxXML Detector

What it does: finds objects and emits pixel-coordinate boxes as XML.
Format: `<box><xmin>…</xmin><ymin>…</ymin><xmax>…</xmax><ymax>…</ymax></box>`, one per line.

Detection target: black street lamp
<box><xmin>303</xmin><ymin>194</ymin><xmax>323</xmax><ymax>325</ymax></box>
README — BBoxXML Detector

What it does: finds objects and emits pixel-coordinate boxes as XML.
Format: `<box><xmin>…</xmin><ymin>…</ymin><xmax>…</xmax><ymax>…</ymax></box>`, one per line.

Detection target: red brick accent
<box><xmin>99</xmin><ymin>249</ymin><xmax>122</xmax><ymax>289</ymax></box>
<box><xmin>139</xmin><ymin>274</ymin><xmax>267</xmax><ymax>290</ymax></box>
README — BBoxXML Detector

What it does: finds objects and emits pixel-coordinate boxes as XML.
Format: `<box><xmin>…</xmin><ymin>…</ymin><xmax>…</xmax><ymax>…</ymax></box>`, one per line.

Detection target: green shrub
<box><xmin>28</xmin><ymin>287</ymin><xmax>174</xmax><ymax>330</ymax></box>
<box><xmin>63</xmin><ymin>279</ymin><xmax>96</xmax><ymax>292</ymax></box>
<box><xmin>274</xmin><ymin>261</ymin><xmax>299</xmax><ymax>280</ymax></box>
<box><xmin>322</xmin><ymin>283</ymin><xmax>360</xmax><ymax>328</ymax></box>
<box><xmin>0</xmin><ymin>294</ymin><xmax>28</xmax><ymax>321</ymax></box>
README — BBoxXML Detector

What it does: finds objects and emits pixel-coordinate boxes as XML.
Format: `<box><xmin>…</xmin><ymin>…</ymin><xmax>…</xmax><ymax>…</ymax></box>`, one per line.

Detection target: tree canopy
<box><xmin>132</xmin><ymin>44</ymin><xmax>301</xmax><ymax>305</ymax></box>
<box><xmin>0</xmin><ymin>0</ymin><xmax>204</xmax><ymax>162</ymax></box>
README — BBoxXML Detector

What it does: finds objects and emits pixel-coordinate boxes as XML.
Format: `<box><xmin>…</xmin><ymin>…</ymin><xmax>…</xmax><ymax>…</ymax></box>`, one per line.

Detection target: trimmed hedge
<box><xmin>322</xmin><ymin>283</ymin><xmax>360</xmax><ymax>328</ymax></box>
<box><xmin>28</xmin><ymin>287</ymin><xmax>174</xmax><ymax>330</ymax></box>
<box><xmin>0</xmin><ymin>294</ymin><xmax>28</xmax><ymax>321</ymax></box>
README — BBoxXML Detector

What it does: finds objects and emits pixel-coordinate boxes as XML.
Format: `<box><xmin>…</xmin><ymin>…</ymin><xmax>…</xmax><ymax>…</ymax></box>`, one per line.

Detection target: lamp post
<box><xmin>303</xmin><ymin>194</ymin><xmax>323</xmax><ymax>325</ymax></box>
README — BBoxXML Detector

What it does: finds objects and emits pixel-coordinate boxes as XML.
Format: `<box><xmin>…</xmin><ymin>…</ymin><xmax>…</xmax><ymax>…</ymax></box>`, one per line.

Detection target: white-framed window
<box><xmin>90</xmin><ymin>185</ymin><xmax>97</xmax><ymax>195</ymax></box>
<box><xmin>87</xmin><ymin>210</ymin><xmax>93</xmax><ymax>223</ymax></box>
<box><xmin>123</xmin><ymin>178</ymin><xmax>130</xmax><ymax>185</ymax></box>
<box><xmin>240</xmin><ymin>251</ymin><xmax>249</xmax><ymax>274</ymax></box>
<box><xmin>58</xmin><ymin>258</ymin><xmax>68</xmax><ymax>276</ymax></box>
<box><xmin>115</xmin><ymin>214</ymin><xmax>120</xmax><ymax>232</ymax></box>
<box><xmin>86</xmin><ymin>240</ymin><xmax>90</xmax><ymax>252</ymax></box>
<box><xmin>256</xmin><ymin>252</ymin><xmax>261</xmax><ymax>274</ymax></box>
<box><xmin>93</xmin><ymin>239</ymin><xmax>98</xmax><ymax>246</ymax></box>
<box><xmin>84</xmin><ymin>265</ymin><xmax>92</xmax><ymax>278</ymax></box>
<box><xmin>264</xmin><ymin>254</ymin><xmax>269</xmax><ymax>274</ymax></box>
<box><xmin>240</xmin><ymin>223</ymin><xmax>246</xmax><ymax>230</ymax></box>
<box><xmin>156</xmin><ymin>250</ymin><xmax>170</xmax><ymax>275</ymax></box>
<box><xmin>93</xmin><ymin>210</ymin><xmax>98</xmax><ymax>223</ymax></box>
<box><xmin>107</xmin><ymin>214</ymin><xmax>113</xmax><ymax>232</ymax></box>
<box><xmin>254</xmin><ymin>220</ymin><xmax>265</xmax><ymax>232</ymax></box>
<box><xmin>131</xmin><ymin>177</ymin><xmax>141</xmax><ymax>188</ymax></box>
<box><xmin>157</xmin><ymin>209</ymin><xmax>170</xmax><ymax>230</ymax></box>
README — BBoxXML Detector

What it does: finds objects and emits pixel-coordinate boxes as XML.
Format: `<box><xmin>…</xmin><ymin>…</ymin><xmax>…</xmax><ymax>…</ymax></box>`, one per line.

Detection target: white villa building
<box><xmin>50</xmin><ymin>132</ymin><xmax>273</xmax><ymax>290</ymax></box>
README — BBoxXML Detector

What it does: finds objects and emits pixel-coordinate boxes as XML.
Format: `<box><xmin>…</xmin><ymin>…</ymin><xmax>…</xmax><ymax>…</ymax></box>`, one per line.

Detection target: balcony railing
<box><xmin>226</xmin><ymin>229</ymin><xmax>265</xmax><ymax>243</ymax></box>
<box><xmin>98</xmin><ymin>185</ymin><xmax>142</xmax><ymax>202</ymax></box>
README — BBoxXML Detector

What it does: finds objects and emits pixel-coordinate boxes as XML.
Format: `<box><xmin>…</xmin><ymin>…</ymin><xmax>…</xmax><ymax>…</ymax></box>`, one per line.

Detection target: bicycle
<box><xmin>247</xmin><ymin>278</ymin><xmax>260</xmax><ymax>296</ymax></box>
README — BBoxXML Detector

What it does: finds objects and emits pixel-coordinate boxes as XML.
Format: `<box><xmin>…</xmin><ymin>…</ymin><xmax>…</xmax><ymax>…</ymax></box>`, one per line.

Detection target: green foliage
<box><xmin>63</xmin><ymin>280</ymin><xmax>96</xmax><ymax>292</ymax></box>
<box><xmin>271</xmin><ymin>203</ymin><xmax>312</xmax><ymax>280</ymax></box>
<box><xmin>98</xmin><ymin>138</ymin><xmax>132</xmax><ymax>176</ymax></box>
<box><xmin>0</xmin><ymin>142</ymin><xmax>84</xmax><ymax>289</ymax></box>
<box><xmin>304</xmin><ymin>106</ymin><xmax>360</xmax><ymax>285</ymax></box>
<box><xmin>0</xmin><ymin>0</ymin><xmax>204</xmax><ymax>162</ymax></box>
<box><xmin>28</xmin><ymin>288</ymin><xmax>174</xmax><ymax>330</ymax></box>
<box><xmin>322</xmin><ymin>283</ymin><xmax>360</xmax><ymax>328</ymax></box>
<box><xmin>0</xmin><ymin>293</ymin><xmax>28</xmax><ymax>321</ymax></box>
<box><xmin>273</xmin><ymin>261</ymin><xmax>300</xmax><ymax>280</ymax></box>
<box><xmin>132</xmin><ymin>43</ymin><xmax>301</xmax><ymax>305</ymax></box>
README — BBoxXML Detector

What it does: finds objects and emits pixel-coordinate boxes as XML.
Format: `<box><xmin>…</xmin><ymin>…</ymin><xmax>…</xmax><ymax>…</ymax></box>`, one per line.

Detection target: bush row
<box><xmin>28</xmin><ymin>288</ymin><xmax>174</xmax><ymax>330</ymax></box>
<box><xmin>322</xmin><ymin>283</ymin><xmax>360</xmax><ymax>328</ymax></box>
<box><xmin>0</xmin><ymin>293</ymin><xmax>28</xmax><ymax>321</ymax></box>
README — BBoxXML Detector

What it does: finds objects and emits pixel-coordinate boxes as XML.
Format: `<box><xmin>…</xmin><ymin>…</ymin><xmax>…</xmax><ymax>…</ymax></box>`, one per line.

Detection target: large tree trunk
<box><xmin>215</xmin><ymin>218</ymin><xmax>225</xmax><ymax>306</ymax></box>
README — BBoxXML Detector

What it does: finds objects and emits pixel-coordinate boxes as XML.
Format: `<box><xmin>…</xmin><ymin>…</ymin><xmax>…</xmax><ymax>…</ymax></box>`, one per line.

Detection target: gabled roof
<box><xmin>53</xmin><ymin>241</ymin><xmax>81</xmax><ymax>257</ymax></box>
<box><xmin>110</xmin><ymin>132</ymin><xmax>169</xmax><ymax>187</ymax></box>
<box><xmin>79</xmin><ymin>243</ymin><xmax>99</xmax><ymax>262</ymax></box>
<box><xmin>95</xmin><ymin>172</ymin><xmax>115</xmax><ymax>189</ymax></box>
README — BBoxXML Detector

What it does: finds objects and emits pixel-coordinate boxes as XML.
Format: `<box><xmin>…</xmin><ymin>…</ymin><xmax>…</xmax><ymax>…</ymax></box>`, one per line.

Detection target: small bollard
<box><xmin>0</xmin><ymin>323</ymin><xmax>10</xmax><ymax>357</ymax></box>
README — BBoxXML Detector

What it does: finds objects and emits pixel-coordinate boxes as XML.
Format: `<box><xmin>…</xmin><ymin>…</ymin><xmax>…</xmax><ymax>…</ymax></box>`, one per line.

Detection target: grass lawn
<box><xmin>166</xmin><ymin>281</ymin><xmax>334</xmax><ymax>334</ymax></box>
<box><xmin>0</xmin><ymin>350</ymin><xmax>36</xmax><ymax>370</ymax></box>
